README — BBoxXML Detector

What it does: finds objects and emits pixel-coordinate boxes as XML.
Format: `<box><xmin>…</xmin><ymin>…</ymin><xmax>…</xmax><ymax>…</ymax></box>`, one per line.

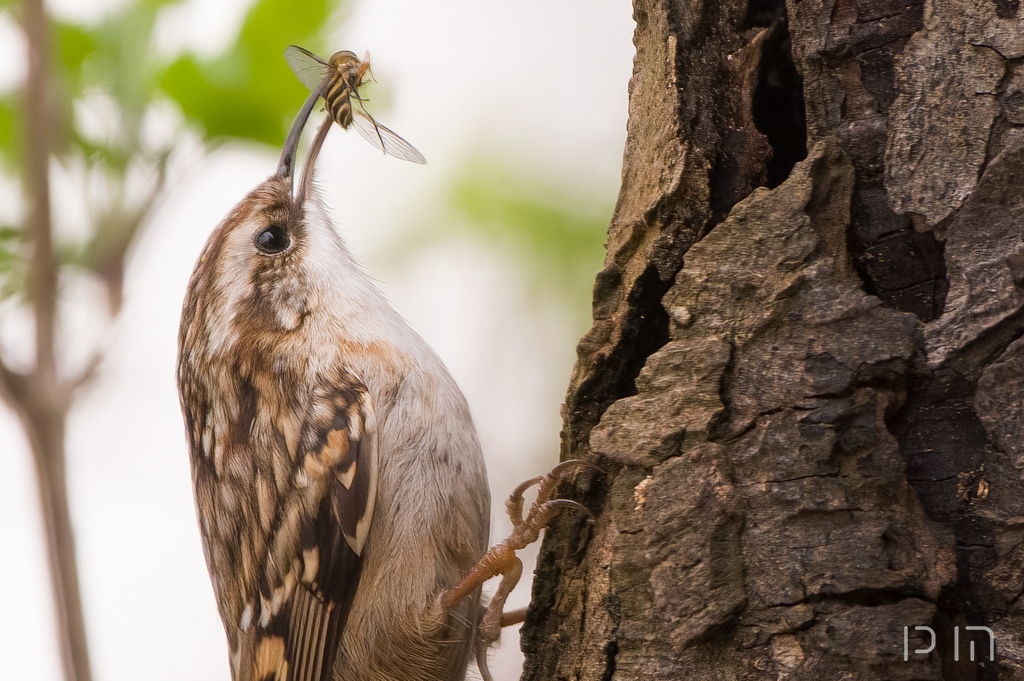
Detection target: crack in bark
<box><xmin>752</xmin><ymin>18</ymin><xmax>809</xmax><ymax>187</ymax></box>
<box><xmin>768</xmin><ymin>589</ymin><xmax>936</xmax><ymax>609</ymax></box>
<box><xmin>734</xmin><ymin>472</ymin><xmax>848</xmax><ymax>488</ymax></box>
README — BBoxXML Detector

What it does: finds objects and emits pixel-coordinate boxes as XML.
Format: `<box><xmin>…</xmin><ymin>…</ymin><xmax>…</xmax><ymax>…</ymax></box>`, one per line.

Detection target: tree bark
<box><xmin>521</xmin><ymin>1</ymin><xmax>1024</xmax><ymax>679</ymax></box>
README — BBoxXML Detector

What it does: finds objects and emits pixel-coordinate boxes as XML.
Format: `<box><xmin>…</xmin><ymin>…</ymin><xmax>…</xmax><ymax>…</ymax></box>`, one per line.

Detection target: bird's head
<box><xmin>178</xmin><ymin>88</ymin><xmax>360</xmax><ymax>363</ymax></box>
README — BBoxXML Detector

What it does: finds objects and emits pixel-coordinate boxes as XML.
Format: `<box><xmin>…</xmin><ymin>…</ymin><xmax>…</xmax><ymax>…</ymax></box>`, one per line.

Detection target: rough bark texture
<box><xmin>521</xmin><ymin>0</ymin><xmax>1024</xmax><ymax>679</ymax></box>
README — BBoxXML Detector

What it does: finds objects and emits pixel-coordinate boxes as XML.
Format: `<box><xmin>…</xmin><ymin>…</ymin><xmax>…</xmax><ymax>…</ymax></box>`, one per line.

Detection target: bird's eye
<box><xmin>255</xmin><ymin>225</ymin><xmax>291</xmax><ymax>254</ymax></box>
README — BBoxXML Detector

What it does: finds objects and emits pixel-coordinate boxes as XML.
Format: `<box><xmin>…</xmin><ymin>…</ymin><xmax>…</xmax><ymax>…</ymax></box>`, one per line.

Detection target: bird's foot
<box><xmin>440</xmin><ymin>461</ymin><xmax>598</xmax><ymax>681</ymax></box>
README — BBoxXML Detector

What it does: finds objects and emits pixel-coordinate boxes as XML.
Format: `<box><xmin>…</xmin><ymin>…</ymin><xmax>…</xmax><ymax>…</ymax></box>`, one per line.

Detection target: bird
<box><xmin>176</xmin><ymin>73</ymin><xmax>492</xmax><ymax>680</ymax></box>
<box><xmin>177</xmin><ymin>67</ymin><xmax>587</xmax><ymax>681</ymax></box>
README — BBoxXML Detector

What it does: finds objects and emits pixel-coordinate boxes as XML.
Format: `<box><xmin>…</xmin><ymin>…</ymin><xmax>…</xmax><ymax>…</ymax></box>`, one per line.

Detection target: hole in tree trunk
<box><xmin>994</xmin><ymin>0</ymin><xmax>1020</xmax><ymax>19</ymax></box>
<box><xmin>751</xmin><ymin>15</ymin><xmax>808</xmax><ymax>188</ymax></box>
<box><xmin>745</xmin><ymin>0</ymin><xmax>784</xmax><ymax>28</ymax></box>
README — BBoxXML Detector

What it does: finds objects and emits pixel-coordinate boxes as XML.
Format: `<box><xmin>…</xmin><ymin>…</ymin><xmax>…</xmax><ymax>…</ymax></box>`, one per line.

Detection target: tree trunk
<box><xmin>520</xmin><ymin>1</ymin><xmax>1024</xmax><ymax>679</ymax></box>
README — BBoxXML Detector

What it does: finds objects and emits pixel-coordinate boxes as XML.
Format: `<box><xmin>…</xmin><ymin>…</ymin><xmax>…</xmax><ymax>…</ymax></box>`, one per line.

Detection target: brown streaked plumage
<box><xmin>177</xmin><ymin>93</ymin><xmax>486</xmax><ymax>679</ymax></box>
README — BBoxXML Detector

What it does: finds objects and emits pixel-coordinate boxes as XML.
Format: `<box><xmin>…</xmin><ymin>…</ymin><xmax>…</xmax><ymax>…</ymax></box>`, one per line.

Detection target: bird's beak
<box><xmin>277</xmin><ymin>85</ymin><xmax>324</xmax><ymax>183</ymax></box>
<box><xmin>295</xmin><ymin>113</ymin><xmax>332</xmax><ymax>208</ymax></box>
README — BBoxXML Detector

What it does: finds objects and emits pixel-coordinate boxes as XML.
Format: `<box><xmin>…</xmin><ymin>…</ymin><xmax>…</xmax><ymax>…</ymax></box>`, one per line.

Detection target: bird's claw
<box><xmin>506</xmin><ymin>459</ymin><xmax>598</xmax><ymax>528</ymax></box>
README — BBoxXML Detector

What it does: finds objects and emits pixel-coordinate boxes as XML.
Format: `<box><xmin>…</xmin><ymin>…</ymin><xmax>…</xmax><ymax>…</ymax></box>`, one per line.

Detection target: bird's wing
<box><xmin>188</xmin><ymin>377</ymin><xmax>379</xmax><ymax>681</ymax></box>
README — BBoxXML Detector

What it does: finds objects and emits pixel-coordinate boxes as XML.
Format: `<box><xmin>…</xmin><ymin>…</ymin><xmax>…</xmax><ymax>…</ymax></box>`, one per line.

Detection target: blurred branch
<box><xmin>24</xmin><ymin>0</ymin><xmax>55</xmax><ymax>383</ymax></box>
<box><xmin>70</xmin><ymin>351</ymin><xmax>102</xmax><ymax>392</ymax></box>
<box><xmin>5</xmin><ymin>1</ymin><xmax>94</xmax><ymax>680</ymax></box>
<box><xmin>82</xmin><ymin>154</ymin><xmax>171</xmax><ymax>313</ymax></box>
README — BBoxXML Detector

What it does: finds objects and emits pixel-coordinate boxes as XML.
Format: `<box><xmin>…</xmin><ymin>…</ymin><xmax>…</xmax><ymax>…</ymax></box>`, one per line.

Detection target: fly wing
<box><xmin>351</xmin><ymin>109</ymin><xmax>427</xmax><ymax>164</ymax></box>
<box><xmin>285</xmin><ymin>45</ymin><xmax>331</xmax><ymax>92</ymax></box>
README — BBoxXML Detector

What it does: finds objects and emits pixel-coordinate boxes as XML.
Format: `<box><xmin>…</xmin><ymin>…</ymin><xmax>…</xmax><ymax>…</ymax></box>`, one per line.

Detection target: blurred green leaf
<box><xmin>0</xmin><ymin>225</ymin><xmax>23</xmax><ymax>298</ymax></box>
<box><xmin>452</xmin><ymin>162</ymin><xmax>608</xmax><ymax>291</ymax></box>
<box><xmin>161</xmin><ymin>0</ymin><xmax>340</xmax><ymax>145</ymax></box>
<box><xmin>398</xmin><ymin>159</ymin><xmax>610</xmax><ymax>326</ymax></box>
<box><xmin>0</xmin><ymin>95</ymin><xmax>19</xmax><ymax>169</ymax></box>
<box><xmin>54</xmin><ymin>21</ymin><xmax>97</xmax><ymax>94</ymax></box>
<box><xmin>0</xmin><ymin>225</ymin><xmax>19</xmax><ymax>251</ymax></box>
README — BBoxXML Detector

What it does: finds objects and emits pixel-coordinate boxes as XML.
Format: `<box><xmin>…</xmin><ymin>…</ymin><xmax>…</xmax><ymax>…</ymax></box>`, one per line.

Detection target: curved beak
<box><xmin>276</xmin><ymin>85</ymin><xmax>324</xmax><ymax>181</ymax></box>
<box><xmin>295</xmin><ymin>113</ymin><xmax>332</xmax><ymax>208</ymax></box>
